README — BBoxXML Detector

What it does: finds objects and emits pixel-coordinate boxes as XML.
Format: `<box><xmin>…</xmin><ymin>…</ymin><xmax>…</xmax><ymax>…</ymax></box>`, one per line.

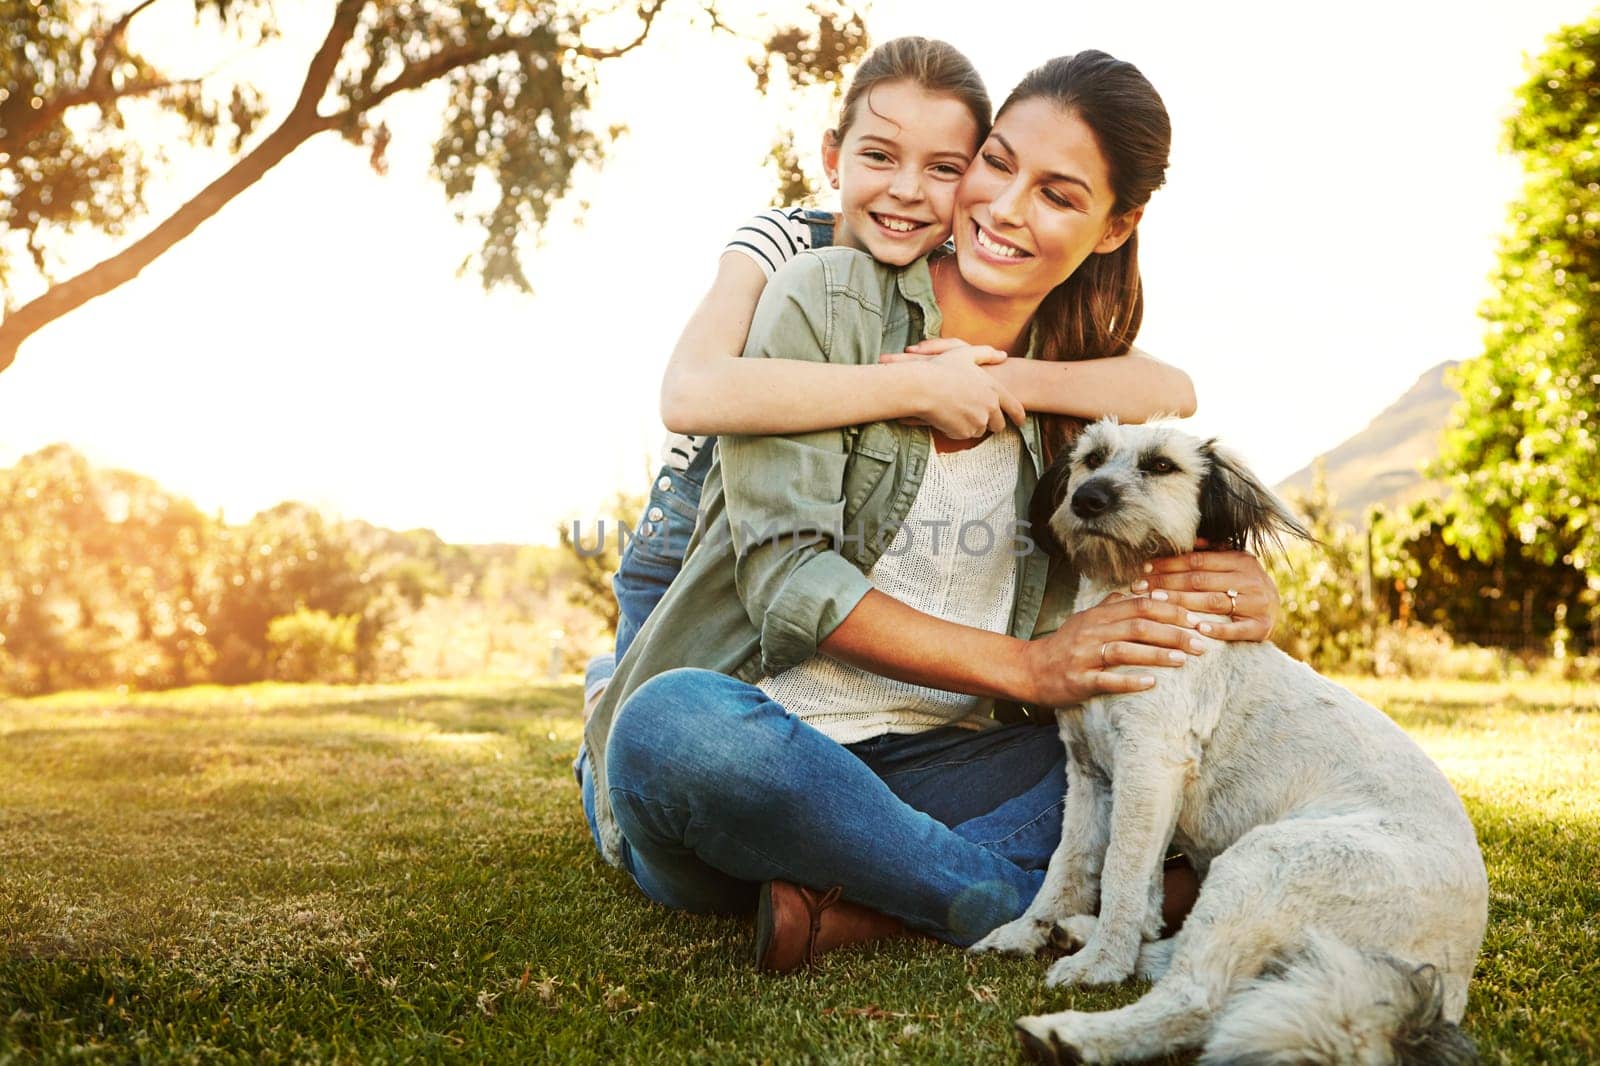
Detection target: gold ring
<box><xmin>1100</xmin><ymin>642</ymin><xmax>1111</xmax><ymax>668</ymax></box>
<box><xmin>1226</xmin><ymin>588</ymin><xmax>1239</xmax><ymax>617</ymax></box>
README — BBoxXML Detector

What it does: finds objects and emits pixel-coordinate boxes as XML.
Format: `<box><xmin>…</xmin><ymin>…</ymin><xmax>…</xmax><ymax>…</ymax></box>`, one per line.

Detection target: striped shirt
<box><xmin>660</xmin><ymin>207</ymin><xmax>824</xmax><ymax>472</ymax></box>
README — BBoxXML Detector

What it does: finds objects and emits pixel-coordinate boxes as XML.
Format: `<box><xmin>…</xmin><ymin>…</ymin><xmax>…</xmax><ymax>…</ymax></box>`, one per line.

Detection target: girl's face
<box><xmin>952</xmin><ymin>98</ymin><xmax>1141</xmax><ymax>304</ymax></box>
<box><xmin>822</xmin><ymin>79</ymin><xmax>982</xmax><ymax>266</ymax></box>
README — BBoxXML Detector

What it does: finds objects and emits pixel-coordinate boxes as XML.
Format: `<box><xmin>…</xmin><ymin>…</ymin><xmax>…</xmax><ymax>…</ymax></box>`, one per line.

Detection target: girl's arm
<box><xmin>897</xmin><ymin>339</ymin><xmax>1197</xmax><ymax>421</ymax></box>
<box><xmin>659</xmin><ymin>252</ymin><xmax>1023</xmax><ymax>440</ymax></box>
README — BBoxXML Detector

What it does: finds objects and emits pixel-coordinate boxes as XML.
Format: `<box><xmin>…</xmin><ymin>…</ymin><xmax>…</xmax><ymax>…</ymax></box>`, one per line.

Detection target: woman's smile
<box><xmin>971</xmin><ymin>220</ymin><xmax>1032</xmax><ymax>261</ymax></box>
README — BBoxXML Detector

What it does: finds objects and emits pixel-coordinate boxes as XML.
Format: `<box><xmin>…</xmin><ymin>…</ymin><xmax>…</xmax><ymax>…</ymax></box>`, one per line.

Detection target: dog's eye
<box><xmin>1082</xmin><ymin>449</ymin><xmax>1107</xmax><ymax>471</ymax></box>
<box><xmin>1141</xmin><ymin>456</ymin><xmax>1178</xmax><ymax>476</ymax></box>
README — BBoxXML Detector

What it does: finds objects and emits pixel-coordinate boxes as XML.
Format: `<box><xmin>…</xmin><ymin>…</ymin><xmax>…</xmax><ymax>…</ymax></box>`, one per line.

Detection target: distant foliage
<box><xmin>0</xmin><ymin>445</ymin><xmax>603</xmax><ymax>695</ymax></box>
<box><xmin>0</xmin><ymin>444</ymin><xmax>213</xmax><ymax>693</ymax></box>
<box><xmin>1425</xmin><ymin>12</ymin><xmax>1600</xmax><ymax>650</ymax></box>
<box><xmin>1270</xmin><ymin>465</ymin><xmax>1377</xmax><ymax>671</ymax></box>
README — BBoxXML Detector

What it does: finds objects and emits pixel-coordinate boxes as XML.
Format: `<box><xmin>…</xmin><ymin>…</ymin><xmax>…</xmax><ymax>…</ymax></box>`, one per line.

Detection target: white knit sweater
<box><xmin>757</xmin><ymin>428</ymin><xmax>1020</xmax><ymax>744</ymax></box>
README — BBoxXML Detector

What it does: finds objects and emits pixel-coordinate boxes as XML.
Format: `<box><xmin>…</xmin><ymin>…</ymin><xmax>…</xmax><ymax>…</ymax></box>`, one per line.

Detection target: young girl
<box><xmin>582</xmin><ymin>37</ymin><xmax>1196</xmax><ymax>718</ymax></box>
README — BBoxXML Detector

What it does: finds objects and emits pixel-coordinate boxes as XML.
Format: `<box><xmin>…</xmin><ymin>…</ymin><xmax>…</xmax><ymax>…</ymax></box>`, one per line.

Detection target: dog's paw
<box><xmin>1015</xmin><ymin>1013</ymin><xmax>1095</xmax><ymax>1065</ymax></box>
<box><xmin>1045</xmin><ymin>944</ymin><xmax>1135</xmax><ymax>988</ymax></box>
<box><xmin>1048</xmin><ymin>914</ymin><xmax>1098</xmax><ymax>954</ymax></box>
<box><xmin>969</xmin><ymin>916</ymin><xmax>1053</xmax><ymax>956</ymax></box>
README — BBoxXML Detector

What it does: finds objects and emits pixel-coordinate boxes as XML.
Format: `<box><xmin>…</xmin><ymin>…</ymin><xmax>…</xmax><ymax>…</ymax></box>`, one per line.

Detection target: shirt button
<box><xmin>641</xmin><ymin>522</ymin><xmax>655</xmax><ymax>537</ymax></box>
<box><xmin>647</xmin><ymin>506</ymin><xmax>665</xmax><ymax>522</ymax></box>
<box><xmin>657</xmin><ymin>476</ymin><xmax>673</xmax><ymax>492</ymax></box>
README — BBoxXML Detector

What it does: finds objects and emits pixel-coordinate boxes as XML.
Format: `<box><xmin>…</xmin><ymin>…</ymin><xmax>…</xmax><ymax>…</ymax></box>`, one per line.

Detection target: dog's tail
<box><xmin>1198</xmin><ymin>932</ymin><xmax>1477</xmax><ymax>1065</ymax></box>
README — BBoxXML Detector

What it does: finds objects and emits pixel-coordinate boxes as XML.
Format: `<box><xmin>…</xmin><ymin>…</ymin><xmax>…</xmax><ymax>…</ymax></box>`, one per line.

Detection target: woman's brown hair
<box><xmin>1001</xmin><ymin>51</ymin><xmax>1172</xmax><ymax>460</ymax></box>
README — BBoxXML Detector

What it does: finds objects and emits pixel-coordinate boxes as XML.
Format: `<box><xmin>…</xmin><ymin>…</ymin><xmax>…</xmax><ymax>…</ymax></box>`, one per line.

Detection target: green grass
<box><xmin>1</xmin><ymin>677</ymin><xmax>1596</xmax><ymax>1063</ymax></box>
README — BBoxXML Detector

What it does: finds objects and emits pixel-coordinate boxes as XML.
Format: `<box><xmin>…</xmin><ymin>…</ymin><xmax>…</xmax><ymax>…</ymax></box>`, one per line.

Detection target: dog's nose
<box><xmin>1071</xmin><ymin>481</ymin><xmax>1118</xmax><ymax>519</ymax></box>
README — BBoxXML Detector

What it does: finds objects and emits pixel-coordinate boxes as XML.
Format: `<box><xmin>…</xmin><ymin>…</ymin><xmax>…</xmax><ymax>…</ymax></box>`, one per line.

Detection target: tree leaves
<box><xmin>1431</xmin><ymin>11</ymin><xmax>1600</xmax><ymax>609</ymax></box>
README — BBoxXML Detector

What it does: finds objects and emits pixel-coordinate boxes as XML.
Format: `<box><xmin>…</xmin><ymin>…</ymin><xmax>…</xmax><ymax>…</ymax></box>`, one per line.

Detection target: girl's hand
<box><xmin>1131</xmin><ymin>543</ymin><xmax>1280</xmax><ymax>642</ymax></box>
<box><xmin>1020</xmin><ymin>593</ymin><xmax>1206</xmax><ymax>708</ymax></box>
<box><xmin>881</xmin><ymin>337</ymin><xmax>1025</xmax><ymax>438</ymax></box>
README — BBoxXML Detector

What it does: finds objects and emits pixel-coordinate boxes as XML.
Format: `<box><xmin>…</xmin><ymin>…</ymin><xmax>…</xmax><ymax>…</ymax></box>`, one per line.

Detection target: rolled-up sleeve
<box><xmin>717</xmin><ymin>254</ymin><xmax>874</xmax><ymax>675</ymax></box>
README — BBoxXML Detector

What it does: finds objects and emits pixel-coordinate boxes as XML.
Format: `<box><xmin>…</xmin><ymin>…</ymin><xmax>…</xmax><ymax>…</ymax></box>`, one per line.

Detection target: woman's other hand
<box><xmin>1018</xmin><ymin>594</ymin><xmax>1205</xmax><ymax>708</ymax></box>
<box><xmin>1130</xmin><ymin>543</ymin><xmax>1280</xmax><ymax>642</ymax></box>
<box><xmin>881</xmin><ymin>337</ymin><xmax>1025</xmax><ymax>438</ymax></box>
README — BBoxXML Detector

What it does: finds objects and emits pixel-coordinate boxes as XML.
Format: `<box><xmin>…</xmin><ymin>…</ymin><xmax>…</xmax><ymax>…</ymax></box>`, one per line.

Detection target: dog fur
<box><xmin>970</xmin><ymin>421</ymin><xmax>1488</xmax><ymax>1065</ymax></box>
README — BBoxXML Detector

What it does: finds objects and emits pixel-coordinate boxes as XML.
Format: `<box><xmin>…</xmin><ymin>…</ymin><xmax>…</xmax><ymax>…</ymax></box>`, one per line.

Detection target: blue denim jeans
<box><xmin>579</xmin><ymin>668</ymin><xmax>1065</xmax><ymax>946</ymax></box>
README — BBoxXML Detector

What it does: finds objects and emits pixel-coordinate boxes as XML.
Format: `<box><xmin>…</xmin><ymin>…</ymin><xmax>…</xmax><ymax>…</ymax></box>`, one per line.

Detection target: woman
<box><xmin>582</xmin><ymin>51</ymin><xmax>1279</xmax><ymax>970</ymax></box>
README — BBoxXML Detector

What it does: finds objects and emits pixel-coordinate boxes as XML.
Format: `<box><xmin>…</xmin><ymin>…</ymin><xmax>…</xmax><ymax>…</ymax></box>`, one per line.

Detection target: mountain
<box><xmin>1275</xmin><ymin>361</ymin><xmax>1460</xmax><ymax>522</ymax></box>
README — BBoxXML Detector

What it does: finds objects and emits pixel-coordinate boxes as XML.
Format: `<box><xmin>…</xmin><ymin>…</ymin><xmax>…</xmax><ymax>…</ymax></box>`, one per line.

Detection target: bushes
<box><xmin>0</xmin><ymin>446</ymin><xmax>616</xmax><ymax>695</ymax></box>
<box><xmin>1370</xmin><ymin>626</ymin><xmax>1507</xmax><ymax>682</ymax></box>
<box><xmin>1269</xmin><ymin>466</ymin><xmax>1377</xmax><ymax>672</ymax></box>
<box><xmin>266</xmin><ymin>608</ymin><xmax>359</xmax><ymax>683</ymax></box>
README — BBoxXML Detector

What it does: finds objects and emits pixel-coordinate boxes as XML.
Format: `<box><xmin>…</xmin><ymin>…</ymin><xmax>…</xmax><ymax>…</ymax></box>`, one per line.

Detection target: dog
<box><xmin>970</xmin><ymin>421</ymin><xmax>1488</xmax><ymax>1065</ymax></box>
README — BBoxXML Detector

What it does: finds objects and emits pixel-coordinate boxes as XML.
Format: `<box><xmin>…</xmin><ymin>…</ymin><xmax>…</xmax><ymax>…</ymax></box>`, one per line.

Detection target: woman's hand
<box><xmin>880</xmin><ymin>337</ymin><xmax>1025</xmax><ymax>438</ymax></box>
<box><xmin>1018</xmin><ymin>594</ymin><xmax>1206</xmax><ymax>708</ymax></box>
<box><xmin>1130</xmin><ymin>543</ymin><xmax>1280</xmax><ymax>642</ymax></box>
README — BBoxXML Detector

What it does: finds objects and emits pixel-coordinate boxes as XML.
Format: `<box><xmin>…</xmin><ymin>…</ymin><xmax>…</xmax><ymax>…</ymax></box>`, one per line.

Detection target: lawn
<box><xmin>1</xmin><ymin>676</ymin><xmax>1596</xmax><ymax>1063</ymax></box>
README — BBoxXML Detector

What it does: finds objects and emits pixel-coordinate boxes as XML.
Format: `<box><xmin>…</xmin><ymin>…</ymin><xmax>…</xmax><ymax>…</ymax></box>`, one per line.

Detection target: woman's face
<box><xmin>952</xmin><ymin>98</ymin><xmax>1141</xmax><ymax>303</ymax></box>
<box><xmin>822</xmin><ymin>79</ymin><xmax>982</xmax><ymax>266</ymax></box>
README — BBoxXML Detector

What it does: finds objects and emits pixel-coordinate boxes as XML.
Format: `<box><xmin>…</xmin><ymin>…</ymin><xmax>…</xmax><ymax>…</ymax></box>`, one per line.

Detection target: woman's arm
<box><xmin>659</xmin><ymin>253</ymin><xmax>1023</xmax><ymax>440</ymax></box>
<box><xmin>818</xmin><ymin>588</ymin><xmax>1198</xmax><ymax>707</ymax></box>
<box><xmin>820</xmin><ymin>551</ymin><xmax>1278</xmax><ymax>709</ymax></box>
<box><xmin>989</xmin><ymin>347</ymin><xmax>1198</xmax><ymax>421</ymax></box>
<box><xmin>900</xmin><ymin>339</ymin><xmax>1196</xmax><ymax>422</ymax></box>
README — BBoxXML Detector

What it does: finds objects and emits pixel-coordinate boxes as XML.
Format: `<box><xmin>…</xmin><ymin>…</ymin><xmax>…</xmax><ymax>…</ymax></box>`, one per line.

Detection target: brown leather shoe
<box><xmin>753</xmin><ymin>881</ymin><xmax>913</xmax><ymax>973</ymax></box>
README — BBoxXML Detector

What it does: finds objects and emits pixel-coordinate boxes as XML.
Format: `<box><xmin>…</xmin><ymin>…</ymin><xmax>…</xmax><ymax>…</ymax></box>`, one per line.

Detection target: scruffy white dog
<box><xmin>972</xmin><ymin>421</ymin><xmax>1488</xmax><ymax>1065</ymax></box>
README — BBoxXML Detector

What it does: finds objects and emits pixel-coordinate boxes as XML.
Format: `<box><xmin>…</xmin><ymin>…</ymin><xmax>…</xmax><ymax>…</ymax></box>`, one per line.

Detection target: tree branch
<box><xmin>0</xmin><ymin>1</ymin><xmax>365</xmax><ymax>372</ymax></box>
<box><xmin>89</xmin><ymin>0</ymin><xmax>166</xmax><ymax>95</ymax></box>
<box><xmin>0</xmin><ymin>0</ymin><xmax>685</xmax><ymax>373</ymax></box>
<box><xmin>1</xmin><ymin>0</ymin><xmax>175</xmax><ymax>155</ymax></box>
<box><xmin>291</xmin><ymin>0</ymin><xmax>365</xmax><ymax>121</ymax></box>
<box><xmin>338</xmin><ymin>34</ymin><xmax>534</xmax><ymax>120</ymax></box>
<box><xmin>572</xmin><ymin>0</ymin><xmax>669</xmax><ymax>61</ymax></box>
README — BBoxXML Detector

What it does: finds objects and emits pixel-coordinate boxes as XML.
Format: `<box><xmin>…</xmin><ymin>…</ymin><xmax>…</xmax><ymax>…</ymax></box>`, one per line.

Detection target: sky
<box><xmin>1</xmin><ymin>0</ymin><xmax>1595</xmax><ymax>544</ymax></box>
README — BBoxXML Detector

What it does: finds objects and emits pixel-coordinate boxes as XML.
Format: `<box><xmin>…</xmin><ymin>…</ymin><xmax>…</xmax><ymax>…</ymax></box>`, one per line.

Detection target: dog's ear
<box><xmin>1197</xmin><ymin>441</ymin><xmax>1314</xmax><ymax>556</ymax></box>
<box><xmin>1027</xmin><ymin>455</ymin><xmax>1075</xmax><ymax>558</ymax></box>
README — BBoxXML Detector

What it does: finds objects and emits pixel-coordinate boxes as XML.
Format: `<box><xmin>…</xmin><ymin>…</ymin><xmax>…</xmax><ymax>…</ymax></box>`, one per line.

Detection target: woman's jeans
<box><xmin>579</xmin><ymin>668</ymin><xmax>1065</xmax><ymax>946</ymax></box>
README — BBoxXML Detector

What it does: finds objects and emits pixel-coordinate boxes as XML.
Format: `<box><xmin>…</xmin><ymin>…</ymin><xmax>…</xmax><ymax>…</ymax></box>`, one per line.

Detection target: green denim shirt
<box><xmin>584</xmin><ymin>247</ymin><xmax>1080</xmax><ymax>867</ymax></box>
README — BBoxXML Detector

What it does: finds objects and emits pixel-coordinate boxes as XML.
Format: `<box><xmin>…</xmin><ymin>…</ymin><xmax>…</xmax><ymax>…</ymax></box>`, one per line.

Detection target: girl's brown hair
<box><xmin>1002</xmin><ymin>51</ymin><xmax>1172</xmax><ymax>460</ymax></box>
<box><xmin>833</xmin><ymin>37</ymin><xmax>991</xmax><ymax>146</ymax></box>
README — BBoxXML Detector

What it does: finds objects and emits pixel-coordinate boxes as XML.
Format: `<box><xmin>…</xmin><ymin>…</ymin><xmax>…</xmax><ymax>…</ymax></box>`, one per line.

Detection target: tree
<box><xmin>1430</xmin><ymin>13</ymin><xmax>1600</xmax><ymax>618</ymax></box>
<box><xmin>0</xmin><ymin>444</ymin><xmax>216</xmax><ymax>692</ymax></box>
<box><xmin>0</xmin><ymin>0</ymin><xmax>866</xmax><ymax>372</ymax></box>
<box><xmin>200</xmin><ymin>500</ymin><xmax>373</xmax><ymax>683</ymax></box>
